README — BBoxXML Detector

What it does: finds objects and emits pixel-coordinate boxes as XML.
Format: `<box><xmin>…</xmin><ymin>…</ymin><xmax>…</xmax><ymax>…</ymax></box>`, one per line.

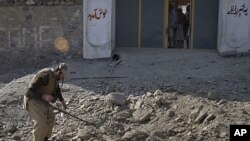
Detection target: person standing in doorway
<box><xmin>175</xmin><ymin>8</ymin><xmax>186</xmax><ymax>48</ymax></box>
<box><xmin>184</xmin><ymin>3</ymin><xmax>191</xmax><ymax>49</ymax></box>
<box><xmin>23</xmin><ymin>63</ymin><xmax>69</xmax><ymax>141</ymax></box>
<box><xmin>168</xmin><ymin>2</ymin><xmax>177</xmax><ymax>48</ymax></box>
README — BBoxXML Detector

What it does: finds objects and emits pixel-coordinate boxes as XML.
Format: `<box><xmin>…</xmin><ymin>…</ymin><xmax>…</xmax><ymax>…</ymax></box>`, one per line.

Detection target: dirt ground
<box><xmin>1</xmin><ymin>48</ymin><xmax>250</xmax><ymax>141</ymax></box>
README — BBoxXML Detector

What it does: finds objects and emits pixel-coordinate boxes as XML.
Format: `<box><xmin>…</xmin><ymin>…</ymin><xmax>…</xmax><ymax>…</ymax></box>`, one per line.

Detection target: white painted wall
<box><xmin>83</xmin><ymin>0</ymin><xmax>115</xmax><ymax>59</ymax></box>
<box><xmin>218</xmin><ymin>0</ymin><xmax>250</xmax><ymax>53</ymax></box>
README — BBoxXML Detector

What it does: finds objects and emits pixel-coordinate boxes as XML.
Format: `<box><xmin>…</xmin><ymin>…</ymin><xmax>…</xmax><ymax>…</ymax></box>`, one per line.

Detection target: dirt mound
<box><xmin>0</xmin><ymin>75</ymin><xmax>249</xmax><ymax>141</ymax></box>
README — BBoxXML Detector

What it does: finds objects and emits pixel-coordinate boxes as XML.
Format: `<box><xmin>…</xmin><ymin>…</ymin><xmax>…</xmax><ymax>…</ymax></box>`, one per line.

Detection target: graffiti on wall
<box><xmin>227</xmin><ymin>3</ymin><xmax>248</xmax><ymax>17</ymax></box>
<box><xmin>87</xmin><ymin>8</ymin><xmax>108</xmax><ymax>21</ymax></box>
<box><xmin>0</xmin><ymin>0</ymin><xmax>82</xmax><ymax>6</ymax></box>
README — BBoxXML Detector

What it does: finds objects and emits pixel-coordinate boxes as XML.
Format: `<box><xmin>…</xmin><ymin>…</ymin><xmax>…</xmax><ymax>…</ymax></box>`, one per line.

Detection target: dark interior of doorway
<box><xmin>168</xmin><ymin>0</ymin><xmax>191</xmax><ymax>49</ymax></box>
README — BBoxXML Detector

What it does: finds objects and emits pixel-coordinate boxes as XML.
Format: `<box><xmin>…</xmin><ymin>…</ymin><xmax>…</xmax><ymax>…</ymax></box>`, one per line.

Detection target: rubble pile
<box><xmin>0</xmin><ymin>76</ymin><xmax>249</xmax><ymax>141</ymax></box>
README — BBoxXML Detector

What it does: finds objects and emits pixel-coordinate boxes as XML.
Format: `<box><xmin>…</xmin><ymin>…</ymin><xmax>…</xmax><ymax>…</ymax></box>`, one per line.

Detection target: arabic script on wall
<box><xmin>227</xmin><ymin>3</ymin><xmax>248</xmax><ymax>17</ymax></box>
<box><xmin>88</xmin><ymin>8</ymin><xmax>108</xmax><ymax>21</ymax></box>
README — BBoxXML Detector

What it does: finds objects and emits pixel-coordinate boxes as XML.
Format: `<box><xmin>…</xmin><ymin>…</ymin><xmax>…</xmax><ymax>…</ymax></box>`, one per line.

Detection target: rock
<box><xmin>77</xmin><ymin>127</ymin><xmax>95</xmax><ymax>140</ymax></box>
<box><xmin>174</xmin><ymin>116</ymin><xmax>183</xmax><ymax>122</ymax></box>
<box><xmin>135</xmin><ymin>99</ymin><xmax>143</xmax><ymax>109</ymax></box>
<box><xmin>79</xmin><ymin>99</ymin><xmax>86</xmax><ymax>105</ymax></box>
<box><xmin>102</xmin><ymin>135</ymin><xmax>112</xmax><ymax>141</ymax></box>
<box><xmin>153</xmin><ymin>90</ymin><xmax>163</xmax><ymax>97</ymax></box>
<box><xmin>86</xmin><ymin>107</ymin><xmax>93</xmax><ymax>112</ymax></box>
<box><xmin>106</xmin><ymin>93</ymin><xmax>127</xmax><ymax>105</ymax></box>
<box><xmin>242</xmin><ymin>109</ymin><xmax>248</xmax><ymax>114</ymax></box>
<box><xmin>122</xmin><ymin>130</ymin><xmax>149</xmax><ymax>141</ymax></box>
<box><xmin>172</xmin><ymin>105</ymin><xmax>178</xmax><ymax>110</ymax></box>
<box><xmin>189</xmin><ymin>106</ymin><xmax>203</xmax><ymax>122</ymax></box>
<box><xmin>114</xmin><ymin>106</ymin><xmax>123</xmax><ymax>112</ymax></box>
<box><xmin>12</xmin><ymin>134</ymin><xmax>21</xmax><ymax>140</ymax></box>
<box><xmin>217</xmin><ymin>108</ymin><xmax>226</xmax><ymax>114</ymax></box>
<box><xmin>146</xmin><ymin>135</ymin><xmax>162</xmax><ymax>141</ymax></box>
<box><xmin>146</xmin><ymin>92</ymin><xmax>153</xmax><ymax>98</ymax></box>
<box><xmin>204</xmin><ymin>114</ymin><xmax>216</xmax><ymax>123</ymax></box>
<box><xmin>72</xmin><ymin>136</ymin><xmax>78</xmax><ymax>140</ymax></box>
<box><xmin>117</xmin><ymin>111</ymin><xmax>132</xmax><ymax>118</ymax></box>
<box><xmin>154</xmin><ymin>97</ymin><xmax>163</xmax><ymax>106</ymax></box>
<box><xmin>103</xmin><ymin>135</ymin><xmax>124</xmax><ymax>141</ymax></box>
<box><xmin>207</xmin><ymin>91</ymin><xmax>218</xmax><ymax>100</ymax></box>
<box><xmin>151</xmin><ymin>131</ymin><xmax>166</xmax><ymax>139</ymax></box>
<box><xmin>194</xmin><ymin>112</ymin><xmax>208</xmax><ymax>124</ymax></box>
<box><xmin>167</xmin><ymin>111</ymin><xmax>175</xmax><ymax>118</ymax></box>
<box><xmin>4</xmin><ymin>124</ymin><xmax>17</xmax><ymax>134</ymax></box>
<box><xmin>132</xmin><ymin>108</ymin><xmax>153</xmax><ymax>122</ymax></box>
<box><xmin>186</xmin><ymin>135</ymin><xmax>197</xmax><ymax>141</ymax></box>
<box><xmin>219</xmin><ymin>132</ymin><xmax>227</xmax><ymax>138</ymax></box>
<box><xmin>217</xmin><ymin>99</ymin><xmax>227</xmax><ymax>105</ymax></box>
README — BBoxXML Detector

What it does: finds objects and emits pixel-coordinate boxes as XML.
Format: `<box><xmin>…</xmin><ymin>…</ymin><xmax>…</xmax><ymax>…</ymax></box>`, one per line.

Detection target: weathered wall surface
<box><xmin>0</xmin><ymin>0</ymin><xmax>83</xmax><ymax>56</ymax></box>
<box><xmin>0</xmin><ymin>0</ymin><xmax>82</xmax><ymax>6</ymax></box>
<box><xmin>0</xmin><ymin>0</ymin><xmax>83</xmax><ymax>72</ymax></box>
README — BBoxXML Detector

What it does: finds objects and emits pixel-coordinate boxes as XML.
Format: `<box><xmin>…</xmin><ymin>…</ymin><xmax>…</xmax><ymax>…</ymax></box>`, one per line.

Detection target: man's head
<box><xmin>55</xmin><ymin>63</ymin><xmax>69</xmax><ymax>80</ymax></box>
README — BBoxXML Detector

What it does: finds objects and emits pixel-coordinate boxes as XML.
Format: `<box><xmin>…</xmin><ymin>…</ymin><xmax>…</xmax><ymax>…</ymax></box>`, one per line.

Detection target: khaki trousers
<box><xmin>25</xmin><ymin>97</ymin><xmax>55</xmax><ymax>141</ymax></box>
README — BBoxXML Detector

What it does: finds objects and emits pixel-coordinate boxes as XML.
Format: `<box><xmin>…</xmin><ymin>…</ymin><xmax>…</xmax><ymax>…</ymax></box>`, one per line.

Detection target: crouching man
<box><xmin>23</xmin><ymin>63</ymin><xmax>69</xmax><ymax>141</ymax></box>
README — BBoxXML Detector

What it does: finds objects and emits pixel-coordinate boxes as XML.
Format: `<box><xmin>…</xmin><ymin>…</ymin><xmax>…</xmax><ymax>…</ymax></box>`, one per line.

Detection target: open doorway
<box><xmin>166</xmin><ymin>0</ymin><xmax>192</xmax><ymax>49</ymax></box>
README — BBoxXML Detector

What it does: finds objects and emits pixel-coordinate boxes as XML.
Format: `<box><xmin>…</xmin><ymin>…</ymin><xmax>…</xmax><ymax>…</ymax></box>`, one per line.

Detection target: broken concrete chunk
<box><xmin>77</xmin><ymin>127</ymin><xmax>95</xmax><ymax>140</ymax></box>
<box><xmin>132</xmin><ymin>108</ymin><xmax>153</xmax><ymax>122</ymax></box>
<box><xmin>189</xmin><ymin>106</ymin><xmax>204</xmax><ymax>121</ymax></box>
<box><xmin>123</xmin><ymin>130</ymin><xmax>149</xmax><ymax>141</ymax></box>
<box><xmin>153</xmin><ymin>90</ymin><xmax>163</xmax><ymax>97</ymax></box>
<box><xmin>204</xmin><ymin>114</ymin><xmax>216</xmax><ymax>123</ymax></box>
<box><xmin>194</xmin><ymin>112</ymin><xmax>208</xmax><ymax>124</ymax></box>
<box><xmin>106</xmin><ymin>92</ymin><xmax>127</xmax><ymax>105</ymax></box>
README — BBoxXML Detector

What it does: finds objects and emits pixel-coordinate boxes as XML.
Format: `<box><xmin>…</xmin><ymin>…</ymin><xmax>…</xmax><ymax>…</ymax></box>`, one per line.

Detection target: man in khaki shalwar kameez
<box><xmin>24</xmin><ymin>63</ymin><xmax>69</xmax><ymax>141</ymax></box>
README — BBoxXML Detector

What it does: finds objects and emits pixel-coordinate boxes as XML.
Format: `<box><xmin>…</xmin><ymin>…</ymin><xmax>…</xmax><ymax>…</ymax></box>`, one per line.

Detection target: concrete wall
<box><xmin>218</xmin><ymin>0</ymin><xmax>250</xmax><ymax>54</ymax></box>
<box><xmin>83</xmin><ymin>0</ymin><xmax>115</xmax><ymax>59</ymax></box>
<box><xmin>0</xmin><ymin>0</ymin><xmax>83</xmax><ymax>56</ymax></box>
<box><xmin>0</xmin><ymin>0</ymin><xmax>82</xmax><ymax>6</ymax></box>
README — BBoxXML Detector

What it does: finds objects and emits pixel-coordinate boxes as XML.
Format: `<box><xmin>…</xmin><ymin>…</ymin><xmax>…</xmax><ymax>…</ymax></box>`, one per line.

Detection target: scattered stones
<box><xmin>0</xmin><ymin>68</ymin><xmax>249</xmax><ymax>141</ymax></box>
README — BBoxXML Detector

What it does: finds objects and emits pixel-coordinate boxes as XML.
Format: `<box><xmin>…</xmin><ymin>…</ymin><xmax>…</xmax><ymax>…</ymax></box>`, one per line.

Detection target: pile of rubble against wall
<box><xmin>0</xmin><ymin>0</ymin><xmax>82</xmax><ymax>6</ymax></box>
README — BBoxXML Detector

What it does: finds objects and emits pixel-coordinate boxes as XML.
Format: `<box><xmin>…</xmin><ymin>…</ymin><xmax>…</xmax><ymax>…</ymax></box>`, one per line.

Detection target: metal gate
<box><xmin>116</xmin><ymin>0</ymin><xmax>164</xmax><ymax>48</ymax></box>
